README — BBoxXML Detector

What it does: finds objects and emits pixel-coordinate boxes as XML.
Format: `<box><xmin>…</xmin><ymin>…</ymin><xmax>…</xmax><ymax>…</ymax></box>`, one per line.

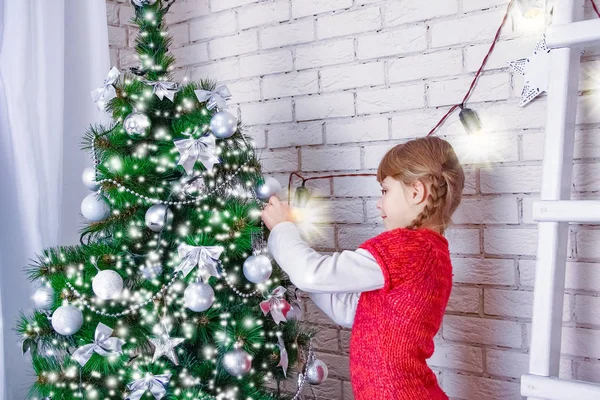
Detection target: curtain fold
<box><xmin>0</xmin><ymin>1</ymin><xmax>110</xmax><ymax>398</ymax></box>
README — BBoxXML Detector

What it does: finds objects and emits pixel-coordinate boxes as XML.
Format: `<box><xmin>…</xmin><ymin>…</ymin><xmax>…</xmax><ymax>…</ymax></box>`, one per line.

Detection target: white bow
<box><xmin>175</xmin><ymin>243</ymin><xmax>225</xmax><ymax>278</ymax></box>
<box><xmin>194</xmin><ymin>85</ymin><xmax>231</xmax><ymax>110</ymax></box>
<box><xmin>71</xmin><ymin>322</ymin><xmax>125</xmax><ymax>367</ymax></box>
<box><xmin>90</xmin><ymin>67</ymin><xmax>120</xmax><ymax>110</ymax></box>
<box><xmin>145</xmin><ymin>80</ymin><xmax>178</xmax><ymax>101</ymax></box>
<box><xmin>173</xmin><ymin>132</ymin><xmax>220</xmax><ymax>174</ymax></box>
<box><xmin>126</xmin><ymin>373</ymin><xmax>171</xmax><ymax>400</ymax></box>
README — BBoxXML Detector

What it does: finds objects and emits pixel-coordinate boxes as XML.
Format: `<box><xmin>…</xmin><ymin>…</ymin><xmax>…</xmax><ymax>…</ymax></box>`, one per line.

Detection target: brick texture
<box><xmin>106</xmin><ymin>1</ymin><xmax>600</xmax><ymax>397</ymax></box>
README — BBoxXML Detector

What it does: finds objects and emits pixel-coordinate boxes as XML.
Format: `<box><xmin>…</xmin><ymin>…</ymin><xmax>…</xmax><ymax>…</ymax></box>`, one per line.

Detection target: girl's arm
<box><xmin>267</xmin><ymin>221</ymin><xmax>385</xmax><ymax>293</ymax></box>
<box><xmin>307</xmin><ymin>292</ymin><xmax>359</xmax><ymax>329</ymax></box>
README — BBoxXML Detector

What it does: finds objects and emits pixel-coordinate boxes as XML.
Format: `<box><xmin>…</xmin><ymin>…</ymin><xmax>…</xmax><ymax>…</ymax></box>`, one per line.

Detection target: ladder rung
<box><xmin>547</xmin><ymin>19</ymin><xmax>600</xmax><ymax>49</ymax></box>
<box><xmin>533</xmin><ymin>200</ymin><xmax>600</xmax><ymax>222</ymax></box>
<box><xmin>521</xmin><ymin>374</ymin><xmax>600</xmax><ymax>400</ymax></box>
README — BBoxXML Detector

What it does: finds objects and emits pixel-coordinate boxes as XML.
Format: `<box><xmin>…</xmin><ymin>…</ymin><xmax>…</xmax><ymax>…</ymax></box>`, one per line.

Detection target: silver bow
<box><xmin>126</xmin><ymin>373</ymin><xmax>171</xmax><ymax>400</ymax></box>
<box><xmin>72</xmin><ymin>322</ymin><xmax>125</xmax><ymax>367</ymax></box>
<box><xmin>175</xmin><ymin>243</ymin><xmax>224</xmax><ymax>278</ymax></box>
<box><xmin>260</xmin><ymin>286</ymin><xmax>290</xmax><ymax>325</ymax></box>
<box><xmin>90</xmin><ymin>67</ymin><xmax>120</xmax><ymax>110</ymax></box>
<box><xmin>145</xmin><ymin>80</ymin><xmax>178</xmax><ymax>101</ymax></box>
<box><xmin>173</xmin><ymin>132</ymin><xmax>220</xmax><ymax>174</ymax></box>
<box><xmin>277</xmin><ymin>336</ymin><xmax>289</xmax><ymax>377</ymax></box>
<box><xmin>194</xmin><ymin>85</ymin><xmax>231</xmax><ymax>110</ymax></box>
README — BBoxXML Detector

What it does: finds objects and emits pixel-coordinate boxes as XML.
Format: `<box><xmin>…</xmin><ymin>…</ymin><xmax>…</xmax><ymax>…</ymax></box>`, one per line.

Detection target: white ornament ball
<box><xmin>51</xmin><ymin>305</ymin><xmax>83</xmax><ymax>336</ymax></box>
<box><xmin>210</xmin><ymin>110</ymin><xmax>237</xmax><ymax>139</ymax></box>
<box><xmin>145</xmin><ymin>204</ymin><xmax>173</xmax><ymax>232</ymax></box>
<box><xmin>81</xmin><ymin>167</ymin><xmax>99</xmax><ymax>191</ymax></box>
<box><xmin>306</xmin><ymin>359</ymin><xmax>328</xmax><ymax>385</ymax></box>
<box><xmin>132</xmin><ymin>0</ymin><xmax>157</xmax><ymax>6</ymax></box>
<box><xmin>255</xmin><ymin>177</ymin><xmax>282</xmax><ymax>202</ymax></box>
<box><xmin>242</xmin><ymin>255</ymin><xmax>272</xmax><ymax>284</ymax></box>
<box><xmin>184</xmin><ymin>282</ymin><xmax>215</xmax><ymax>312</ymax></box>
<box><xmin>222</xmin><ymin>348</ymin><xmax>252</xmax><ymax>376</ymax></box>
<box><xmin>33</xmin><ymin>287</ymin><xmax>54</xmax><ymax>310</ymax></box>
<box><xmin>123</xmin><ymin>112</ymin><xmax>151</xmax><ymax>137</ymax></box>
<box><xmin>92</xmin><ymin>270</ymin><xmax>123</xmax><ymax>300</ymax></box>
<box><xmin>81</xmin><ymin>193</ymin><xmax>110</xmax><ymax>222</ymax></box>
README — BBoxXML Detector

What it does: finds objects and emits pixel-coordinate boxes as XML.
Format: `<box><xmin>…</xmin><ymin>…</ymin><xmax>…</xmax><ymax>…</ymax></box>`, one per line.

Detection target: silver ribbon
<box><xmin>175</xmin><ymin>243</ymin><xmax>224</xmax><ymax>278</ymax></box>
<box><xmin>194</xmin><ymin>85</ymin><xmax>231</xmax><ymax>110</ymax></box>
<box><xmin>90</xmin><ymin>67</ymin><xmax>120</xmax><ymax>110</ymax></box>
<box><xmin>145</xmin><ymin>80</ymin><xmax>178</xmax><ymax>102</ymax></box>
<box><xmin>126</xmin><ymin>373</ymin><xmax>171</xmax><ymax>400</ymax></box>
<box><xmin>260</xmin><ymin>286</ymin><xmax>290</xmax><ymax>325</ymax></box>
<box><xmin>173</xmin><ymin>132</ymin><xmax>220</xmax><ymax>174</ymax></box>
<box><xmin>71</xmin><ymin>322</ymin><xmax>125</xmax><ymax>367</ymax></box>
<box><xmin>277</xmin><ymin>335</ymin><xmax>289</xmax><ymax>377</ymax></box>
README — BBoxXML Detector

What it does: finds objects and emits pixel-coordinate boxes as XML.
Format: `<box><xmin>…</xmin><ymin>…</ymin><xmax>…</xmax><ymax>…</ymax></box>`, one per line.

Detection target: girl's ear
<box><xmin>409</xmin><ymin>180</ymin><xmax>427</xmax><ymax>205</ymax></box>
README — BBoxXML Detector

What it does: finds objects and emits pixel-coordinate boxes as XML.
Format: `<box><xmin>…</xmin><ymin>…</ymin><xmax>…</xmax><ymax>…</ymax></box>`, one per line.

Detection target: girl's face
<box><xmin>376</xmin><ymin>176</ymin><xmax>426</xmax><ymax>231</ymax></box>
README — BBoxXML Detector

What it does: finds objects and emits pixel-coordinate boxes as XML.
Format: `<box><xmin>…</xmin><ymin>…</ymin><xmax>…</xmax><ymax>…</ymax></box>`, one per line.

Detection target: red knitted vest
<box><xmin>350</xmin><ymin>228</ymin><xmax>453</xmax><ymax>400</ymax></box>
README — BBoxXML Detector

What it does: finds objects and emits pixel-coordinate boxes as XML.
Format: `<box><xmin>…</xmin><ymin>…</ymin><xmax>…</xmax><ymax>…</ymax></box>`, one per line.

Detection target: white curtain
<box><xmin>0</xmin><ymin>1</ymin><xmax>110</xmax><ymax>398</ymax></box>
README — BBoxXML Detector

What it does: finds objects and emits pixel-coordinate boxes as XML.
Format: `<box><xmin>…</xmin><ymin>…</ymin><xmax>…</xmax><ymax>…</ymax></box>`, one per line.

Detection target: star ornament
<box><xmin>149</xmin><ymin>324</ymin><xmax>185</xmax><ymax>366</ymax></box>
<box><xmin>508</xmin><ymin>34</ymin><xmax>551</xmax><ymax>107</ymax></box>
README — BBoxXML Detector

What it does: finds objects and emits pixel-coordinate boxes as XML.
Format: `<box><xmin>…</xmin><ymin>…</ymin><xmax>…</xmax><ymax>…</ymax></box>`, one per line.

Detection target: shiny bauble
<box><xmin>255</xmin><ymin>177</ymin><xmax>282</xmax><ymax>202</ymax></box>
<box><xmin>210</xmin><ymin>110</ymin><xmax>237</xmax><ymax>139</ymax></box>
<box><xmin>184</xmin><ymin>282</ymin><xmax>215</xmax><ymax>312</ymax></box>
<box><xmin>81</xmin><ymin>193</ymin><xmax>110</xmax><ymax>222</ymax></box>
<box><xmin>305</xmin><ymin>359</ymin><xmax>328</xmax><ymax>385</ymax></box>
<box><xmin>145</xmin><ymin>204</ymin><xmax>173</xmax><ymax>232</ymax></box>
<box><xmin>183</xmin><ymin>178</ymin><xmax>205</xmax><ymax>197</ymax></box>
<box><xmin>123</xmin><ymin>112</ymin><xmax>151</xmax><ymax>137</ymax></box>
<box><xmin>222</xmin><ymin>348</ymin><xmax>252</xmax><ymax>376</ymax></box>
<box><xmin>92</xmin><ymin>270</ymin><xmax>124</xmax><ymax>300</ymax></box>
<box><xmin>132</xmin><ymin>0</ymin><xmax>157</xmax><ymax>6</ymax></box>
<box><xmin>51</xmin><ymin>305</ymin><xmax>83</xmax><ymax>336</ymax></box>
<box><xmin>242</xmin><ymin>255</ymin><xmax>272</xmax><ymax>284</ymax></box>
<box><xmin>81</xmin><ymin>167</ymin><xmax>100</xmax><ymax>191</ymax></box>
<box><xmin>33</xmin><ymin>286</ymin><xmax>54</xmax><ymax>310</ymax></box>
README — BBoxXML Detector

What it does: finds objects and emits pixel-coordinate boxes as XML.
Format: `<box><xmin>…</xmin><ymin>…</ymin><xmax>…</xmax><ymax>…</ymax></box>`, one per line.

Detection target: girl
<box><xmin>261</xmin><ymin>136</ymin><xmax>465</xmax><ymax>400</ymax></box>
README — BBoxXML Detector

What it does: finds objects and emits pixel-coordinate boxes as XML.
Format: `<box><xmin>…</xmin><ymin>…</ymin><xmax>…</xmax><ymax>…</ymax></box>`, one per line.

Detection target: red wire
<box><xmin>427</xmin><ymin>0</ymin><xmax>515</xmax><ymax>136</ymax></box>
<box><xmin>591</xmin><ymin>0</ymin><xmax>600</xmax><ymax>18</ymax></box>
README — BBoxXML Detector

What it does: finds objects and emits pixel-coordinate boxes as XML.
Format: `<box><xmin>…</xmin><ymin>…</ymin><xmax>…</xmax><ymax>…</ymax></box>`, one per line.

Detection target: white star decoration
<box><xmin>149</xmin><ymin>324</ymin><xmax>185</xmax><ymax>365</ymax></box>
<box><xmin>508</xmin><ymin>34</ymin><xmax>551</xmax><ymax>107</ymax></box>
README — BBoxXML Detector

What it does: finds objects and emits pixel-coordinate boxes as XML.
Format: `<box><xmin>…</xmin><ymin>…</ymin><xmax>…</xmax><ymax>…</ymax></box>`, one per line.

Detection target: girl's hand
<box><xmin>261</xmin><ymin>196</ymin><xmax>294</xmax><ymax>230</ymax></box>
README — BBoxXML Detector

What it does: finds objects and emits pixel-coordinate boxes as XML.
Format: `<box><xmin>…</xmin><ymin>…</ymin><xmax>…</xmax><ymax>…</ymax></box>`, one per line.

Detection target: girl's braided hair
<box><xmin>377</xmin><ymin>137</ymin><xmax>465</xmax><ymax>233</ymax></box>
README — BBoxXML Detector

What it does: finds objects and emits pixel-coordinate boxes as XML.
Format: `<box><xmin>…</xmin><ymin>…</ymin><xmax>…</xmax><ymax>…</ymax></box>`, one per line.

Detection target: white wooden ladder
<box><xmin>521</xmin><ymin>0</ymin><xmax>600</xmax><ymax>399</ymax></box>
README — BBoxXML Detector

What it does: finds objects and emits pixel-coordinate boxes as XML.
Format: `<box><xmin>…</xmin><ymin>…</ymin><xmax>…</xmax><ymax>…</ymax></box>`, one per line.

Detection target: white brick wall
<box><xmin>106</xmin><ymin>0</ymin><xmax>600</xmax><ymax>398</ymax></box>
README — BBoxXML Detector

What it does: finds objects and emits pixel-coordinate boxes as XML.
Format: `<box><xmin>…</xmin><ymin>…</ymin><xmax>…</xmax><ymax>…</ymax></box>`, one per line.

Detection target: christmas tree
<box><xmin>16</xmin><ymin>1</ymin><xmax>324</xmax><ymax>399</ymax></box>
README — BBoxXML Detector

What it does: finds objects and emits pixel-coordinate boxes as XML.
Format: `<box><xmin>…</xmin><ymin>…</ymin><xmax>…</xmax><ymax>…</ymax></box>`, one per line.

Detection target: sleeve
<box><xmin>307</xmin><ymin>292</ymin><xmax>359</xmax><ymax>329</ymax></box>
<box><xmin>266</xmin><ymin>221</ymin><xmax>385</xmax><ymax>294</ymax></box>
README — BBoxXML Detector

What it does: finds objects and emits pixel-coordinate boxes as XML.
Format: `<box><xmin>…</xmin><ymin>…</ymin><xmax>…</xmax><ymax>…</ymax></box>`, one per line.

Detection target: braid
<box><xmin>407</xmin><ymin>174</ymin><xmax>448</xmax><ymax>230</ymax></box>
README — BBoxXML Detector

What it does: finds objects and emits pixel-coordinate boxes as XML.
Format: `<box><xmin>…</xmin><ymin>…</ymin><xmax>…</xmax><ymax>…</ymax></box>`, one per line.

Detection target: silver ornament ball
<box><xmin>222</xmin><ymin>348</ymin><xmax>252</xmax><ymax>376</ymax></box>
<box><xmin>33</xmin><ymin>286</ymin><xmax>54</xmax><ymax>310</ymax></box>
<box><xmin>210</xmin><ymin>110</ymin><xmax>237</xmax><ymax>139</ymax></box>
<box><xmin>81</xmin><ymin>167</ymin><xmax>99</xmax><ymax>191</ymax></box>
<box><xmin>184</xmin><ymin>282</ymin><xmax>215</xmax><ymax>312</ymax></box>
<box><xmin>255</xmin><ymin>177</ymin><xmax>282</xmax><ymax>202</ymax></box>
<box><xmin>306</xmin><ymin>359</ymin><xmax>328</xmax><ymax>385</ymax></box>
<box><xmin>242</xmin><ymin>255</ymin><xmax>272</xmax><ymax>284</ymax></box>
<box><xmin>124</xmin><ymin>112</ymin><xmax>151</xmax><ymax>137</ymax></box>
<box><xmin>92</xmin><ymin>270</ymin><xmax>124</xmax><ymax>300</ymax></box>
<box><xmin>51</xmin><ymin>305</ymin><xmax>83</xmax><ymax>336</ymax></box>
<box><xmin>132</xmin><ymin>0</ymin><xmax>157</xmax><ymax>6</ymax></box>
<box><xmin>81</xmin><ymin>193</ymin><xmax>110</xmax><ymax>222</ymax></box>
<box><xmin>145</xmin><ymin>204</ymin><xmax>173</xmax><ymax>232</ymax></box>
